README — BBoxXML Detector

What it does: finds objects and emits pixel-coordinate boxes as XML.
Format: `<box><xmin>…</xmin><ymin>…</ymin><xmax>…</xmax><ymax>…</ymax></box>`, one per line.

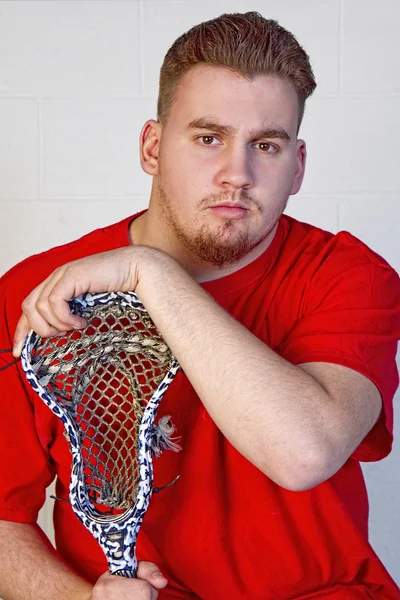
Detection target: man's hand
<box><xmin>12</xmin><ymin>246</ymin><xmax>169</xmax><ymax>356</ymax></box>
<box><xmin>92</xmin><ymin>562</ymin><xmax>168</xmax><ymax>599</ymax></box>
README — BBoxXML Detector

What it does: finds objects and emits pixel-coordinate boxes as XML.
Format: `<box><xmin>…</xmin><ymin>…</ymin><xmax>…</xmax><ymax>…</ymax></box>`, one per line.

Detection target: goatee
<box><xmin>158</xmin><ymin>186</ymin><xmax>258</xmax><ymax>267</ymax></box>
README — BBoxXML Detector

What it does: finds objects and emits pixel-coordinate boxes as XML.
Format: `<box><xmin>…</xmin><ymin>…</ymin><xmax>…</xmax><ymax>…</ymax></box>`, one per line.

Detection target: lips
<box><xmin>210</xmin><ymin>203</ymin><xmax>249</xmax><ymax>210</ymax></box>
<box><xmin>209</xmin><ymin>205</ymin><xmax>249</xmax><ymax>219</ymax></box>
<box><xmin>211</xmin><ymin>202</ymin><xmax>248</xmax><ymax>210</ymax></box>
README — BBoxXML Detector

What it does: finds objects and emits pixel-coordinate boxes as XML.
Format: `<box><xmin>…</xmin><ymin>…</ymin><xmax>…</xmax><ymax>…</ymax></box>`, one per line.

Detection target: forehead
<box><xmin>168</xmin><ymin>64</ymin><xmax>299</xmax><ymax>131</ymax></box>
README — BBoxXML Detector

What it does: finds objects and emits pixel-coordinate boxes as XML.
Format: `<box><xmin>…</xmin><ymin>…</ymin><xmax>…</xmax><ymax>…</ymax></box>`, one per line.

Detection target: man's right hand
<box><xmin>91</xmin><ymin>561</ymin><xmax>168</xmax><ymax>599</ymax></box>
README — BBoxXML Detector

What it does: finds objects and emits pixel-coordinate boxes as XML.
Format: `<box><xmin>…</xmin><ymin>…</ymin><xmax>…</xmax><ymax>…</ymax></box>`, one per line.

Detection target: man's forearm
<box><xmin>137</xmin><ymin>253</ymin><xmax>336</xmax><ymax>490</ymax></box>
<box><xmin>0</xmin><ymin>521</ymin><xmax>92</xmax><ymax>600</ymax></box>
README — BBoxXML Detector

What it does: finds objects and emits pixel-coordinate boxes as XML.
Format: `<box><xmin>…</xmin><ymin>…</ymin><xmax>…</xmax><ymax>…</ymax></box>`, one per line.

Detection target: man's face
<box><xmin>152</xmin><ymin>64</ymin><xmax>305</xmax><ymax>267</ymax></box>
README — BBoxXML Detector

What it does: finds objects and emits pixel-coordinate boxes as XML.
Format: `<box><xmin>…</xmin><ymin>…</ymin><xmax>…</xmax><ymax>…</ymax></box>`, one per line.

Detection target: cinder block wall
<box><xmin>0</xmin><ymin>0</ymin><xmax>399</xmax><ymax>584</ymax></box>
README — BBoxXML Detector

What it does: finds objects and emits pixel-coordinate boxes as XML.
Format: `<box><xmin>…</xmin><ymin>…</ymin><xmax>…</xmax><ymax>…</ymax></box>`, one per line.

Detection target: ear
<box><xmin>290</xmin><ymin>139</ymin><xmax>307</xmax><ymax>195</ymax></box>
<box><xmin>140</xmin><ymin>119</ymin><xmax>162</xmax><ymax>176</ymax></box>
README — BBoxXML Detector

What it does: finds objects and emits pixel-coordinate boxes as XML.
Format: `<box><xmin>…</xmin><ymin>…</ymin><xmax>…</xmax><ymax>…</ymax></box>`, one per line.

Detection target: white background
<box><xmin>0</xmin><ymin>0</ymin><xmax>399</xmax><ymax>585</ymax></box>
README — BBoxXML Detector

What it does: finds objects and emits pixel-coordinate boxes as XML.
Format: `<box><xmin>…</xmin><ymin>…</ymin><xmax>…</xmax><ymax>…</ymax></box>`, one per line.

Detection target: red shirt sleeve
<box><xmin>0</xmin><ymin>273</ymin><xmax>55</xmax><ymax>523</ymax></box>
<box><xmin>278</xmin><ymin>232</ymin><xmax>400</xmax><ymax>462</ymax></box>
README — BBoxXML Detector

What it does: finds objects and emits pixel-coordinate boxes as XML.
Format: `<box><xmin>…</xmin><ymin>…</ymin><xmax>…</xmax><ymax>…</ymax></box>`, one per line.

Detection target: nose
<box><xmin>215</xmin><ymin>145</ymin><xmax>254</xmax><ymax>191</ymax></box>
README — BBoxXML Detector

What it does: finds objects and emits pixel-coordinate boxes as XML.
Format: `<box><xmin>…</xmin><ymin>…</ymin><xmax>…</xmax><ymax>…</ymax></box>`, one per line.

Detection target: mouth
<box><xmin>208</xmin><ymin>203</ymin><xmax>250</xmax><ymax>220</ymax></box>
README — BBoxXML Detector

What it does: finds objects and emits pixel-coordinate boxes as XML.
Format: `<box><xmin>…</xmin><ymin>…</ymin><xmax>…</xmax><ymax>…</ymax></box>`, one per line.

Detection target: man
<box><xmin>1</xmin><ymin>11</ymin><xmax>399</xmax><ymax>600</ymax></box>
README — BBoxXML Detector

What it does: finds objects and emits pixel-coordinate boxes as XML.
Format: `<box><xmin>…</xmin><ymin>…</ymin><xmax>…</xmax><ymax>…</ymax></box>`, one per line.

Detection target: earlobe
<box><xmin>140</xmin><ymin>120</ymin><xmax>162</xmax><ymax>176</ymax></box>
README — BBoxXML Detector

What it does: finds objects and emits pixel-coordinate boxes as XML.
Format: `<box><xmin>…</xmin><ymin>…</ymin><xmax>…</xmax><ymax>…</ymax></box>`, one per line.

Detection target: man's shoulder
<box><xmin>279</xmin><ymin>215</ymin><xmax>399</xmax><ymax>314</ymax></box>
<box><xmin>0</xmin><ymin>214</ymin><xmax>133</xmax><ymax>321</ymax></box>
<box><xmin>281</xmin><ymin>214</ymin><xmax>395</xmax><ymax>274</ymax></box>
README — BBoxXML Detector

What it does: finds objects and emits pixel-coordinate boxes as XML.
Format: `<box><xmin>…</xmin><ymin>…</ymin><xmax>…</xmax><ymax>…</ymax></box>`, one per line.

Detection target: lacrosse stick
<box><xmin>20</xmin><ymin>291</ymin><xmax>181</xmax><ymax>577</ymax></box>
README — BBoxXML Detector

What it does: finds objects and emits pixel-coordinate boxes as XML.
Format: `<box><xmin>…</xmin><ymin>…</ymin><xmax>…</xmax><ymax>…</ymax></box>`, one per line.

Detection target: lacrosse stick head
<box><xmin>21</xmin><ymin>291</ymin><xmax>180</xmax><ymax>576</ymax></box>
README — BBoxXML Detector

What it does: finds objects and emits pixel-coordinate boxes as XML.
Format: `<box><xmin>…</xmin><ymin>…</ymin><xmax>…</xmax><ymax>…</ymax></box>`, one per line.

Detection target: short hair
<box><xmin>157</xmin><ymin>11</ymin><xmax>317</xmax><ymax>132</ymax></box>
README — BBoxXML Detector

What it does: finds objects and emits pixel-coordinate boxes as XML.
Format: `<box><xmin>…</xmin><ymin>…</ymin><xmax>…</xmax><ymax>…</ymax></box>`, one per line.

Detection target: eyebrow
<box><xmin>186</xmin><ymin>117</ymin><xmax>291</xmax><ymax>141</ymax></box>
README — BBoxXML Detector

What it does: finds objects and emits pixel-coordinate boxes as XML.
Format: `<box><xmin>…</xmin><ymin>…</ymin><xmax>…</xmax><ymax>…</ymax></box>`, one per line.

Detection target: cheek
<box><xmin>173</xmin><ymin>153</ymin><xmax>212</xmax><ymax>195</ymax></box>
<box><xmin>163</xmin><ymin>144</ymin><xmax>197</xmax><ymax>179</ymax></box>
<box><xmin>262</xmin><ymin>154</ymin><xmax>297</xmax><ymax>186</ymax></box>
<box><xmin>160</xmin><ymin>158</ymin><xmax>198</xmax><ymax>207</ymax></box>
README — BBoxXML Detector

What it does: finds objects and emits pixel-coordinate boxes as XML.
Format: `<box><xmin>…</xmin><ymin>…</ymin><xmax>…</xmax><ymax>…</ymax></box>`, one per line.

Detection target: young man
<box><xmin>1</xmin><ymin>11</ymin><xmax>399</xmax><ymax>600</ymax></box>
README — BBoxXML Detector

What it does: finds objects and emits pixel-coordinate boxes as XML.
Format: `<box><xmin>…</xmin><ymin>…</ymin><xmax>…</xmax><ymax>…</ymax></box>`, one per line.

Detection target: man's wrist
<box><xmin>134</xmin><ymin>245</ymin><xmax>184</xmax><ymax>301</ymax></box>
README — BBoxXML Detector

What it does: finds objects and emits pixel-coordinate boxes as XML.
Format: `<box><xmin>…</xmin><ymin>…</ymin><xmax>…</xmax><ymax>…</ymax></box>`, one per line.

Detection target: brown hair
<box><xmin>157</xmin><ymin>12</ymin><xmax>316</xmax><ymax>131</ymax></box>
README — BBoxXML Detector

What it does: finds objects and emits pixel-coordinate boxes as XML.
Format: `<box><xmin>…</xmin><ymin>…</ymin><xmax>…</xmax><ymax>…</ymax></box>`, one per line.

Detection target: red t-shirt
<box><xmin>0</xmin><ymin>213</ymin><xmax>399</xmax><ymax>599</ymax></box>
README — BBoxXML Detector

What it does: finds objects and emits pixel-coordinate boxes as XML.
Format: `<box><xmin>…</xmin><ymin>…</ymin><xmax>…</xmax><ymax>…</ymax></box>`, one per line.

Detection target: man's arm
<box><xmin>0</xmin><ymin>521</ymin><xmax>92</xmax><ymax>600</ymax></box>
<box><xmin>13</xmin><ymin>247</ymin><xmax>382</xmax><ymax>491</ymax></box>
<box><xmin>0</xmin><ymin>520</ymin><xmax>166</xmax><ymax>600</ymax></box>
<box><xmin>134</xmin><ymin>252</ymin><xmax>382</xmax><ymax>490</ymax></box>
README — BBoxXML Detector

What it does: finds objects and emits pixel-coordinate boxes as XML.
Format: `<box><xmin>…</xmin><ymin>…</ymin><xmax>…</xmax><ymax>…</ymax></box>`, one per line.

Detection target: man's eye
<box><xmin>257</xmin><ymin>142</ymin><xmax>278</xmax><ymax>153</ymax></box>
<box><xmin>198</xmin><ymin>135</ymin><xmax>219</xmax><ymax>145</ymax></box>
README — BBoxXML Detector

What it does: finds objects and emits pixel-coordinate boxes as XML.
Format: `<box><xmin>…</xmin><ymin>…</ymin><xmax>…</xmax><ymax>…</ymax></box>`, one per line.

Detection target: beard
<box><xmin>158</xmin><ymin>184</ymin><xmax>279</xmax><ymax>268</ymax></box>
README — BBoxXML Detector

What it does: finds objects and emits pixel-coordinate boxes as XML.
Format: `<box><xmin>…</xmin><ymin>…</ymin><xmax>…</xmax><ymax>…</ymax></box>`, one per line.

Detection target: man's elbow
<box><xmin>260</xmin><ymin>448</ymin><xmax>343</xmax><ymax>492</ymax></box>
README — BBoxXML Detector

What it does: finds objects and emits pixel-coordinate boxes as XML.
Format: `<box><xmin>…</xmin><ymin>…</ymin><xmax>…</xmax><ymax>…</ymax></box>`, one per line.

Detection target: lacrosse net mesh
<box><xmin>30</xmin><ymin>298</ymin><xmax>176</xmax><ymax>510</ymax></box>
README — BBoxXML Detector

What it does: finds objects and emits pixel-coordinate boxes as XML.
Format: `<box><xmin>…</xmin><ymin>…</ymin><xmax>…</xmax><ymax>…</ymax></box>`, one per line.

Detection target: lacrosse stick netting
<box><xmin>20</xmin><ymin>291</ymin><xmax>181</xmax><ymax>577</ymax></box>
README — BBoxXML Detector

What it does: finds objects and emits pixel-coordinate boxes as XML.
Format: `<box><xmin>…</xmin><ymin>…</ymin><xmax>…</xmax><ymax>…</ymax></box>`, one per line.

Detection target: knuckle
<box><xmin>47</xmin><ymin>294</ymin><xmax>58</xmax><ymax>306</ymax></box>
<box><xmin>21</xmin><ymin>298</ymin><xmax>32</xmax><ymax>313</ymax></box>
<box><xmin>64</xmin><ymin>261</ymin><xmax>76</xmax><ymax>274</ymax></box>
<box><xmin>36</xmin><ymin>297</ymin><xmax>48</xmax><ymax>312</ymax></box>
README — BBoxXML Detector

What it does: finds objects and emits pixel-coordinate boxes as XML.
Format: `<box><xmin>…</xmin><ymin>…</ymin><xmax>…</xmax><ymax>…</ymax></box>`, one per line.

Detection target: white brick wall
<box><xmin>1</xmin><ymin>0</ymin><xmax>399</xmax><ymax>585</ymax></box>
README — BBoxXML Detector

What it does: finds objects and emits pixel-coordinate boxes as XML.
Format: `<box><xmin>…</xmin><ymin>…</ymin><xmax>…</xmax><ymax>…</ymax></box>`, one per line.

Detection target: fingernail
<box><xmin>152</xmin><ymin>572</ymin><xmax>165</xmax><ymax>580</ymax></box>
<box><xmin>13</xmin><ymin>341</ymin><xmax>24</xmax><ymax>358</ymax></box>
